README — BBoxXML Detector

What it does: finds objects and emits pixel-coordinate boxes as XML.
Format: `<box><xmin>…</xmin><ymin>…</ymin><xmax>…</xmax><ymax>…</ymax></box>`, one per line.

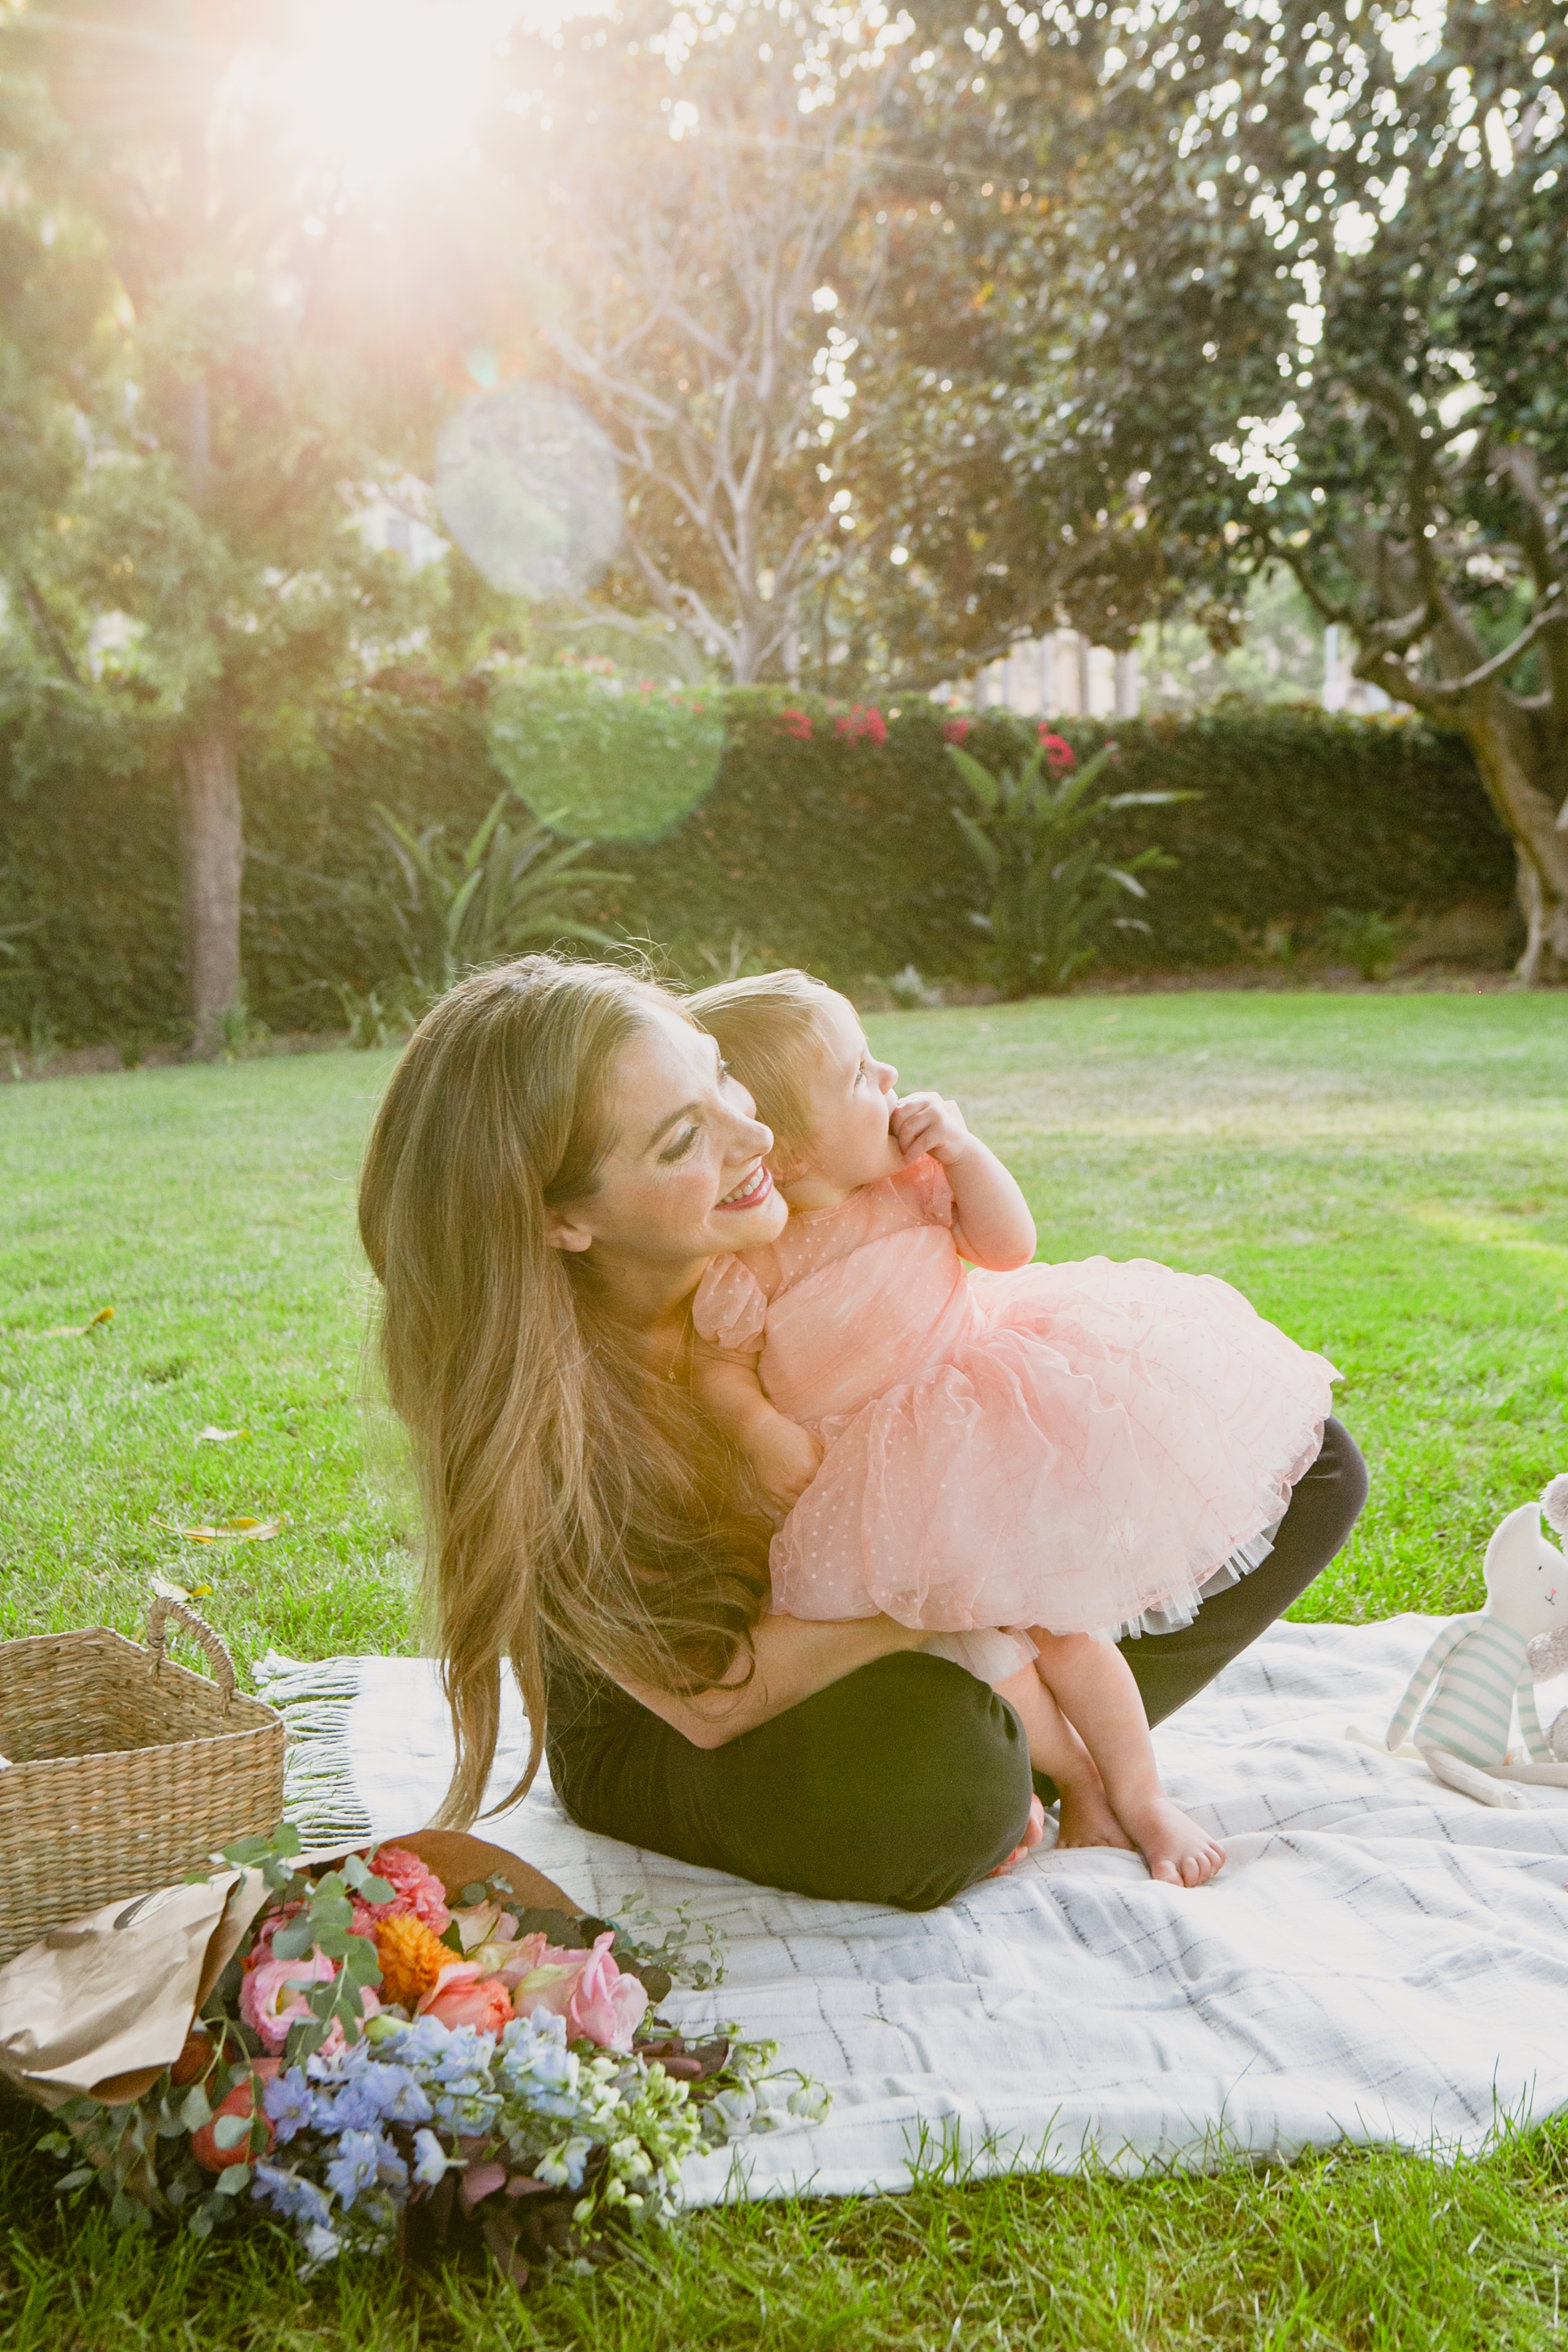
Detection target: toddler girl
<box><xmin>688</xmin><ymin>971</ymin><xmax>1338</xmax><ymax>1888</ymax></box>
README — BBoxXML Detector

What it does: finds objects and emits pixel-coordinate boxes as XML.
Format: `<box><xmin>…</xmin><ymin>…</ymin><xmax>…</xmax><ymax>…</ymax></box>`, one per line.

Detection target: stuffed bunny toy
<box><xmin>1387</xmin><ymin>1474</ymin><xmax>1568</xmax><ymax>1807</ymax></box>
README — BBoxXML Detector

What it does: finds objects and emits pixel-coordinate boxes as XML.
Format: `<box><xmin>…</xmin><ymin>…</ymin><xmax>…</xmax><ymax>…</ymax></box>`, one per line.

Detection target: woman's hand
<box><xmin>617</xmin><ymin>1611</ymin><xmax>928</xmax><ymax>1750</ymax></box>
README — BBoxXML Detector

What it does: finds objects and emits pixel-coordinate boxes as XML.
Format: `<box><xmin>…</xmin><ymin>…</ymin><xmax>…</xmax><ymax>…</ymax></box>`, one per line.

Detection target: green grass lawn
<box><xmin>2</xmin><ymin>988</ymin><xmax>1567</xmax><ymax>2348</ymax></box>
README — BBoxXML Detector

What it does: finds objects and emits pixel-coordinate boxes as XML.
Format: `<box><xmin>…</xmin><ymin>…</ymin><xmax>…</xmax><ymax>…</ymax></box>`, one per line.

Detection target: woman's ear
<box><xmin>543</xmin><ymin>1206</ymin><xmax>595</xmax><ymax>1255</ymax></box>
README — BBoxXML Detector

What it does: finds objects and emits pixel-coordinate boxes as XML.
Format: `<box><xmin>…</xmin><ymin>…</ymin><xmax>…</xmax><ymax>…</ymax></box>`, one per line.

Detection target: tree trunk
<box><xmin>179</xmin><ymin>702</ymin><xmax>244</xmax><ymax>1057</ymax></box>
<box><xmin>1460</xmin><ymin>693</ymin><xmax>1568</xmax><ymax>985</ymax></box>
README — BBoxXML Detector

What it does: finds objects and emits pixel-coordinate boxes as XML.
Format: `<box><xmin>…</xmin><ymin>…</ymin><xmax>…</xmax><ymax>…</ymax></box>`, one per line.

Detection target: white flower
<box><xmin>411</xmin><ymin>2128</ymin><xmax>457</xmax><ymax>2187</ymax></box>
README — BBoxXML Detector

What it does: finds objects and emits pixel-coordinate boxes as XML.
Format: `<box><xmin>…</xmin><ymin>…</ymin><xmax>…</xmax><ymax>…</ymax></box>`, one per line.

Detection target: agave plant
<box><xmin>373</xmin><ymin>789</ymin><xmax>628</xmax><ymax>999</ymax></box>
<box><xmin>949</xmin><ymin>741</ymin><xmax>1190</xmax><ymax>999</ymax></box>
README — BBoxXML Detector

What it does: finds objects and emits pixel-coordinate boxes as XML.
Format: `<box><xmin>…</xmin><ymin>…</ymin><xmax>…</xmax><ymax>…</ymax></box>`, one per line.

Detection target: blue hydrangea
<box><xmin>251</xmin><ymin>2162</ymin><xmax>333</xmax><ymax>2230</ymax></box>
<box><xmin>432</xmin><ymin>2024</ymin><xmax>499</xmax><ymax>2083</ymax></box>
<box><xmin>371</xmin><ymin>2014</ymin><xmax>452</xmax><ymax>2068</ymax></box>
<box><xmin>311</xmin><ymin>2077</ymin><xmax>386</xmax><ymax>2136</ymax></box>
<box><xmin>324</xmin><ymin>2128</ymin><xmax>384</xmax><ymax>2209</ymax></box>
<box><xmin>261</xmin><ymin>2068</ymin><xmax>314</xmax><ymax>2147</ymax></box>
<box><xmin>364</xmin><ymin>2064</ymin><xmax>433</xmax><ymax>2126</ymax></box>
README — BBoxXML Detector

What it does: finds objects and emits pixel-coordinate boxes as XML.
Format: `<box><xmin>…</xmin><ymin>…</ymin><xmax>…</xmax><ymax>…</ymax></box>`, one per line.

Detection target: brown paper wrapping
<box><xmin>0</xmin><ymin>1830</ymin><xmax>580</xmax><ymax>2112</ymax></box>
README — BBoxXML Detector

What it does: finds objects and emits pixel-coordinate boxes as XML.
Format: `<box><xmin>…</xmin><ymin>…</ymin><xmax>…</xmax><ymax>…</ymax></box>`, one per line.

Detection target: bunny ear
<box><xmin>1543</xmin><ymin>1474</ymin><xmax>1568</xmax><ymax>1539</ymax></box>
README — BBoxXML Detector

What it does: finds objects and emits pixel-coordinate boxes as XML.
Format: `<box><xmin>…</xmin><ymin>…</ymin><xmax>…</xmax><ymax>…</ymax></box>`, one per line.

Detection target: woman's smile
<box><xmin>718</xmin><ymin>1161</ymin><xmax>773</xmax><ymax>1212</ymax></box>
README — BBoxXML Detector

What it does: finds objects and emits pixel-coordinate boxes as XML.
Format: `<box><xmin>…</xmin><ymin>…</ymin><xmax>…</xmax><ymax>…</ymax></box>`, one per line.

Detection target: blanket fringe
<box><xmin>253</xmin><ymin>1651</ymin><xmax>376</xmax><ymax>1847</ymax></box>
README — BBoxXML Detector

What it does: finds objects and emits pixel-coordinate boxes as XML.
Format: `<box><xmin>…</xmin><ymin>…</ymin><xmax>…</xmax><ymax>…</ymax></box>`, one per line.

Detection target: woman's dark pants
<box><xmin>546</xmin><ymin>1419</ymin><xmax>1368</xmax><ymax>1913</ymax></box>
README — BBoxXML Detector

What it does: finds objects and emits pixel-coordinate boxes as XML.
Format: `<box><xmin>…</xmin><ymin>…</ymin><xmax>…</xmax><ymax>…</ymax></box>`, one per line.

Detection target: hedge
<box><xmin>0</xmin><ymin>674</ymin><xmax>1515</xmax><ymax>1050</ymax></box>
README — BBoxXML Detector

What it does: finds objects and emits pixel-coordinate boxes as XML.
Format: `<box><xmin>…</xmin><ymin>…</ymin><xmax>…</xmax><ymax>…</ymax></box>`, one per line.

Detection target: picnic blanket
<box><xmin>254</xmin><ymin>1616</ymin><xmax>1568</xmax><ymax>2201</ymax></box>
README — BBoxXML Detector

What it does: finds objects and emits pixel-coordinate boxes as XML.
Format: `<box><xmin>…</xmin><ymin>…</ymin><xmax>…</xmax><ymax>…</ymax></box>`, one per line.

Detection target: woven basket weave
<box><xmin>0</xmin><ymin>1598</ymin><xmax>284</xmax><ymax>1966</ymax></box>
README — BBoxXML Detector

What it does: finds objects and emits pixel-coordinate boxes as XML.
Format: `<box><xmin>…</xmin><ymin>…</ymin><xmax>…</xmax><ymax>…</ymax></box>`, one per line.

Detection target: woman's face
<box><xmin>547</xmin><ymin>1004</ymin><xmax>787</xmax><ymax>1293</ymax></box>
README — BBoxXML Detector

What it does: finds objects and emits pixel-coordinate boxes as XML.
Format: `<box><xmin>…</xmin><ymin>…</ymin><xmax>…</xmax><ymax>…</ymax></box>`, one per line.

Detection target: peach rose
<box><xmin>416</xmin><ymin>1963</ymin><xmax>513</xmax><ymax>2035</ymax></box>
<box><xmin>191</xmin><ymin>2072</ymin><xmax>275</xmax><ymax>2173</ymax></box>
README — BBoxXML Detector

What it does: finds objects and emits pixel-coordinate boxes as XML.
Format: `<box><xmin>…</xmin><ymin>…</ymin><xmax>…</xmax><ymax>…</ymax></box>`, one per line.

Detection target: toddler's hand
<box><xmin>751</xmin><ymin>1417</ymin><xmax>825</xmax><ymax>1511</ymax></box>
<box><xmin>890</xmin><ymin>1089</ymin><xmax>970</xmax><ymax>1166</ymax></box>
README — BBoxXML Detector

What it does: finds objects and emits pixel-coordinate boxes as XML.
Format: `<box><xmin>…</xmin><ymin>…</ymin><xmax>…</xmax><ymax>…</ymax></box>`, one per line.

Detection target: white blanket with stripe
<box><xmin>255</xmin><ymin>1615</ymin><xmax>1568</xmax><ymax>2203</ymax></box>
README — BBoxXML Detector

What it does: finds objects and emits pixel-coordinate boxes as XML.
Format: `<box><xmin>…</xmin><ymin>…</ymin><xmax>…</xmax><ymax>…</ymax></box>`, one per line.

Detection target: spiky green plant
<box><xmin>373</xmin><ymin>790</ymin><xmax>627</xmax><ymax>998</ymax></box>
<box><xmin>949</xmin><ymin>741</ymin><xmax>1188</xmax><ymax>999</ymax></box>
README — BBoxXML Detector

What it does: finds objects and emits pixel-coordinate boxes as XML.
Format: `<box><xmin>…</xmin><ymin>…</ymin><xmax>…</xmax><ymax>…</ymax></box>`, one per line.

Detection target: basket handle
<box><xmin>146</xmin><ymin>1594</ymin><xmax>237</xmax><ymax>1707</ymax></box>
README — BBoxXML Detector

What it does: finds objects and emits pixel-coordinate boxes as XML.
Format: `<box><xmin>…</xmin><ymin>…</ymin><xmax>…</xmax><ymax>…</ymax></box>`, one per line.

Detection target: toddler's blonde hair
<box><xmin>687</xmin><ymin>969</ymin><xmax>841</xmax><ymax>1162</ymax></box>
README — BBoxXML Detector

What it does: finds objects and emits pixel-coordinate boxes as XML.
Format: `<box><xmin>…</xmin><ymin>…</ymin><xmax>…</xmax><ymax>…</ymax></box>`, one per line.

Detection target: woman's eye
<box><xmin>660</xmin><ymin>1125</ymin><xmax>700</xmax><ymax>1164</ymax></box>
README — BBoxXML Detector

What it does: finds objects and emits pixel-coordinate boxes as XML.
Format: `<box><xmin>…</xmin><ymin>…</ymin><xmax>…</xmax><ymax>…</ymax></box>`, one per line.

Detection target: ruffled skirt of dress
<box><xmin>769</xmin><ymin>1256</ymin><xmax>1337</xmax><ymax>1643</ymax></box>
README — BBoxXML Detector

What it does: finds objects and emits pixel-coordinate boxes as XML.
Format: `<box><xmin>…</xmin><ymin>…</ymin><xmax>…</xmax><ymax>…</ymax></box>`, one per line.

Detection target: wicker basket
<box><xmin>0</xmin><ymin>1598</ymin><xmax>284</xmax><ymax>1966</ymax></box>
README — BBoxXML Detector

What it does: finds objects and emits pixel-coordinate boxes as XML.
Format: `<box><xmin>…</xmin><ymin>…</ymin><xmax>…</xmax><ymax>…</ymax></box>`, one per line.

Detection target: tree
<box><xmin>503</xmin><ymin>0</ymin><xmax>911</xmax><ymax>684</ymax></box>
<box><xmin>2</xmin><ymin>0</ymin><xmax>526</xmax><ymax>1049</ymax></box>
<box><xmin>899</xmin><ymin>0</ymin><xmax>1568</xmax><ymax>976</ymax></box>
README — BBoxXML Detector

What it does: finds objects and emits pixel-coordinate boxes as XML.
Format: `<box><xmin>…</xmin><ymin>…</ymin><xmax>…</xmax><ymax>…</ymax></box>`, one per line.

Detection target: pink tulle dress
<box><xmin>693</xmin><ymin>1156</ymin><xmax>1338</xmax><ymax>1645</ymax></box>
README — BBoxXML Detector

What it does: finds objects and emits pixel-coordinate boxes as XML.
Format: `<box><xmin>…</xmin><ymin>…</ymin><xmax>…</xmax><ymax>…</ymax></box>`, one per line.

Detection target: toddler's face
<box><xmin>790</xmin><ymin>993</ymin><xmax>904</xmax><ymax>1192</ymax></box>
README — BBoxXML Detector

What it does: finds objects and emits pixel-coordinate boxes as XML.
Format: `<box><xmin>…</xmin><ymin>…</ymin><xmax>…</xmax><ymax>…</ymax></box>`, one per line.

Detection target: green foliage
<box><xmin>0</xmin><ymin>682</ymin><xmax>1516</xmax><ymax>1047</ymax></box>
<box><xmin>3</xmin><ymin>1003</ymin><xmax>1568</xmax><ymax>2341</ymax></box>
<box><xmin>949</xmin><ymin>739</ymin><xmax>1184</xmax><ymax>997</ymax></box>
<box><xmin>489</xmin><ymin>665</ymin><xmax>726</xmax><ymax>843</ymax></box>
<box><xmin>1320</xmin><ymin>908</ymin><xmax>1403</xmax><ymax>985</ymax></box>
<box><xmin>374</xmin><ymin>786</ymin><xmax>626</xmax><ymax>997</ymax></box>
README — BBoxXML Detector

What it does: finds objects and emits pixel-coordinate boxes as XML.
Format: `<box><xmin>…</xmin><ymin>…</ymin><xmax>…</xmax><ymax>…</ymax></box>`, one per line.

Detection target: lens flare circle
<box><xmin>436</xmin><ymin>384</ymin><xmax>622</xmax><ymax>600</ymax></box>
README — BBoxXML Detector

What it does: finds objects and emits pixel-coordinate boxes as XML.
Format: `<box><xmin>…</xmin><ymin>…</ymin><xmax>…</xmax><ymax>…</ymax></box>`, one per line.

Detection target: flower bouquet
<box><xmin>34</xmin><ymin>1825</ymin><xmax>824</xmax><ymax>2288</ymax></box>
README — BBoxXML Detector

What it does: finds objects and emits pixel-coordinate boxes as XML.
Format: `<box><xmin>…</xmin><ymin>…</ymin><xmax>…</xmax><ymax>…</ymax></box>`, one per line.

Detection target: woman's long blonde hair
<box><xmin>358</xmin><ymin>956</ymin><xmax>770</xmax><ymax>1825</ymax></box>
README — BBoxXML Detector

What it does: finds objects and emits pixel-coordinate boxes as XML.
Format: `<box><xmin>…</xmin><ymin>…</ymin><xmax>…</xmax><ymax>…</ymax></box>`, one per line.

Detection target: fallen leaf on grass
<box><xmin>180</xmin><ymin>1514</ymin><xmax>289</xmax><ymax>1544</ymax></box>
<box><xmin>38</xmin><ymin>1306</ymin><xmax>114</xmax><ymax>1339</ymax></box>
<box><xmin>194</xmin><ymin>1426</ymin><xmax>248</xmax><ymax>1445</ymax></box>
<box><xmin>152</xmin><ymin>1571</ymin><xmax>214</xmax><ymax>1602</ymax></box>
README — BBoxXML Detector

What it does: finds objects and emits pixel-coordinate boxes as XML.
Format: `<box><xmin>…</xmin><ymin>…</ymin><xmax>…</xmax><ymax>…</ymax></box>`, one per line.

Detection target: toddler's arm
<box><xmin>891</xmin><ymin>1092</ymin><xmax>1036</xmax><ymax>1270</ymax></box>
<box><xmin>693</xmin><ymin>1346</ymin><xmax>824</xmax><ymax>1510</ymax></box>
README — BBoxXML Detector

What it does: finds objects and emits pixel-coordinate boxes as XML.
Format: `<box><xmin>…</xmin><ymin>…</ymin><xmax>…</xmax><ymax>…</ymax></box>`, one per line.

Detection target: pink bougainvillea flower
<box><xmin>349</xmin><ymin>1845</ymin><xmax>452</xmax><ymax>1940</ymax></box>
<box><xmin>942</xmin><ymin>716</ymin><xmax>972</xmax><ymax>746</ymax></box>
<box><xmin>779</xmin><ymin>708</ymin><xmax>813</xmax><ymax>740</ymax></box>
<box><xmin>834</xmin><ymin>703</ymin><xmax>888</xmax><ymax>746</ymax></box>
<box><xmin>417</xmin><ymin>1963</ymin><xmax>513</xmax><ymax>2036</ymax></box>
<box><xmin>240</xmin><ymin>1946</ymin><xmax>338</xmax><ymax>2051</ymax></box>
<box><xmin>1037</xmin><ymin>727</ymin><xmax>1075</xmax><ymax>773</ymax></box>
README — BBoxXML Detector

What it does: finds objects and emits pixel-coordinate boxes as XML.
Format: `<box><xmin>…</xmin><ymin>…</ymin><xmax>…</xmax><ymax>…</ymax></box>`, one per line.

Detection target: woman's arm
<box><xmin>616</xmin><ymin>1610</ymin><xmax>929</xmax><ymax>1750</ymax></box>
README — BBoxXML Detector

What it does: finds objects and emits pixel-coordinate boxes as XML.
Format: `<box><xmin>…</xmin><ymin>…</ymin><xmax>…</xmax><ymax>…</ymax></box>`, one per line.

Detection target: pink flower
<box><xmin>512</xmin><ymin>1933</ymin><xmax>647</xmax><ymax>2052</ymax></box>
<box><xmin>417</xmin><ymin>1963</ymin><xmax>514</xmax><ymax>2035</ymax></box>
<box><xmin>240</xmin><ymin>1946</ymin><xmax>338</xmax><ymax>2052</ymax></box>
<box><xmin>834</xmin><ymin>704</ymin><xmax>888</xmax><ymax>746</ymax></box>
<box><xmin>350</xmin><ymin>1845</ymin><xmax>452</xmax><ymax>1940</ymax></box>
<box><xmin>942</xmin><ymin>716</ymin><xmax>972</xmax><ymax>745</ymax></box>
<box><xmin>1037</xmin><ymin>727</ymin><xmax>1075</xmax><ymax>773</ymax></box>
<box><xmin>566</xmin><ymin>1932</ymin><xmax>649</xmax><ymax>2052</ymax></box>
<box><xmin>780</xmin><ymin>708</ymin><xmax>813</xmax><ymax>740</ymax></box>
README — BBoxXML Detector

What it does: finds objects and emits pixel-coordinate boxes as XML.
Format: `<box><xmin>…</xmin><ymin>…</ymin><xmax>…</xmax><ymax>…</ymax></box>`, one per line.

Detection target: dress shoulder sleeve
<box><xmin>691</xmin><ymin>1254</ymin><xmax>770</xmax><ymax>1355</ymax></box>
<box><xmin>898</xmin><ymin>1153</ymin><xmax>956</xmax><ymax>1226</ymax></box>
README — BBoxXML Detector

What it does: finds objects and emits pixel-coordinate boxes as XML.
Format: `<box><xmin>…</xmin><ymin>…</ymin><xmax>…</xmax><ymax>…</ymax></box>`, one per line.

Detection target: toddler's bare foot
<box><xmin>1055</xmin><ymin>1777</ymin><xmax>1136</xmax><ymax>1853</ymax></box>
<box><xmin>987</xmin><ymin>1793</ymin><xmax>1047</xmax><ymax>1878</ymax></box>
<box><xmin>1118</xmin><ymin>1795</ymin><xmax>1225</xmax><ymax>1888</ymax></box>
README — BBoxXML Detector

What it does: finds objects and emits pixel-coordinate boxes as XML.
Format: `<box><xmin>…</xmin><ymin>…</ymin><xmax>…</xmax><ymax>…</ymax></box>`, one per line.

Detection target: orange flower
<box><xmin>375</xmin><ymin>1913</ymin><xmax>452</xmax><ymax>2006</ymax></box>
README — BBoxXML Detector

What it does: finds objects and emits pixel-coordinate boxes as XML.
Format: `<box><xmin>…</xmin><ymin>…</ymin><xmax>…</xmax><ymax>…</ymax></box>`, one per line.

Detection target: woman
<box><xmin>359</xmin><ymin>956</ymin><xmax>1367</xmax><ymax>1911</ymax></box>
